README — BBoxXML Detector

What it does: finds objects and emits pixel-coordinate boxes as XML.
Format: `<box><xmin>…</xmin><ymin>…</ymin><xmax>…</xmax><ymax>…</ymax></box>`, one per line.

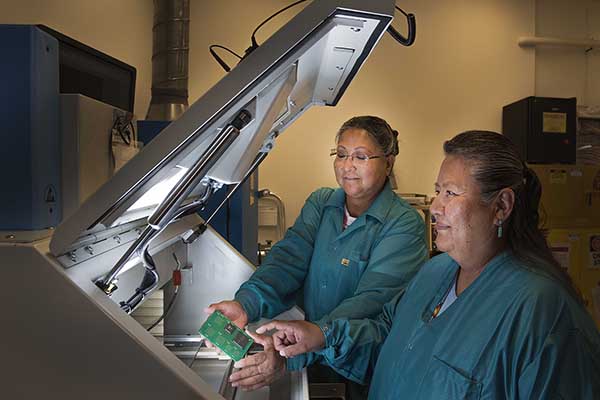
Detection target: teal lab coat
<box><xmin>235</xmin><ymin>182</ymin><xmax>428</xmax><ymax>370</ymax></box>
<box><xmin>318</xmin><ymin>252</ymin><xmax>600</xmax><ymax>399</ymax></box>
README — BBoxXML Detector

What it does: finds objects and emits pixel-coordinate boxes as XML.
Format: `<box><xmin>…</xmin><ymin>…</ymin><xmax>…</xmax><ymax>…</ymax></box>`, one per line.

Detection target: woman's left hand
<box><xmin>229</xmin><ymin>331</ymin><xmax>286</xmax><ymax>391</ymax></box>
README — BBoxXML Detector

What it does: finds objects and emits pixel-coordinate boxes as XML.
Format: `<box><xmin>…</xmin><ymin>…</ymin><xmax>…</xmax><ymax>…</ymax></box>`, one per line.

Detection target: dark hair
<box><xmin>336</xmin><ymin>115</ymin><xmax>399</xmax><ymax>156</ymax></box>
<box><xmin>443</xmin><ymin>130</ymin><xmax>582</xmax><ymax>302</ymax></box>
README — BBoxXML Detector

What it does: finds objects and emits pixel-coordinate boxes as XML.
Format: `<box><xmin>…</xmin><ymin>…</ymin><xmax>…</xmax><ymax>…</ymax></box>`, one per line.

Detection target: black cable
<box><xmin>247</xmin><ymin>0</ymin><xmax>309</xmax><ymax>55</ymax></box>
<box><xmin>387</xmin><ymin>4</ymin><xmax>416</xmax><ymax>47</ymax></box>
<box><xmin>147</xmin><ymin>286</ymin><xmax>179</xmax><ymax>332</ymax></box>
<box><xmin>147</xmin><ymin>253</ymin><xmax>183</xmax><ymax>332</ymax></box>
<box><xmin>209</xmin><ymin>44</ymin><xmax>243</xmax><ymax>72</ymax></box>
<box><xmin>188</xmin><ymin>340</ymin><xmax>204</xmax><ymax>369</ymax></box>
<box><xmin>395</xmin><ymin>4</ymin><xmax>409</xmax><ymax>18</ymax></box>
<box><xmin>111</xmin><ymin>114</ymin><xmax>133</xmax><ymax>145</ymax></box>
<box><xmin>209</xmin><ymin>44</ymin><xmax>242</xmax><ymax>59</ymax></box>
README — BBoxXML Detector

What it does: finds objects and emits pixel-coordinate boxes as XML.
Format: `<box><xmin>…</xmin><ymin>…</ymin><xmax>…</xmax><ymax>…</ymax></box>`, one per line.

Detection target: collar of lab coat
<box><xmin>324</xmin><ymin>180</ymin><xmax>395</xmax><ymax>225</ymax></box>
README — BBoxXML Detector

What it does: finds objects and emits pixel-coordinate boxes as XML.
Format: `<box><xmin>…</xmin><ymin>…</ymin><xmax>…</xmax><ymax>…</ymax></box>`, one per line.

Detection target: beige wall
<box><xmin>535</xmin><ymin>0</ymin><xmax>600</xmax><ymax>104</ymax></box>
<box><xmin>4</xmin><ymin>0</ymin><xmax>595</xmax><ymax>228</ymax></box>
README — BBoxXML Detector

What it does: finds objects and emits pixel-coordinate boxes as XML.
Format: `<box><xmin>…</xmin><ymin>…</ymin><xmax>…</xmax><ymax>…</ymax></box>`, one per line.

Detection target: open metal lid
<box><xmin>50</xmin><ymin>0</ymin><xmax>396</xmax><ymax>256</ymax></box>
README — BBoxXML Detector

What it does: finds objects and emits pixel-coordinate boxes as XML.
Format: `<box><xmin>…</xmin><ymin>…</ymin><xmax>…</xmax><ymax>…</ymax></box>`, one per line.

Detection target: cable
<box><xmin>209</xmin><ymin>44</ymin><xmax>242</xmax><ymax>59</ymax></box>
<box><xmin>387</xmin><ymin>5</ymin><xmax>417</xmax><ymax>47</ymax></box>
<box><xmin>147</xmin><ymin>286</ymin><xmax>179</xmax><ymax>332</ymax></box>
<box><xmin>394</xmin><ymin>4</ymin><xmax>409</xmax><ymax>18</ymax></box>
<box><xmin>188</xmin><ymin>339</ymin><xmax>205</xmax><ymax>369</ymax></box>
<box><xmin>209</xmin><ymin>44</ymin><xmax>243</xmax><ymax>72</ymax></box>
<box><xmin>246</xmin><ymin>0</ymin><xmax>310</xmax><ymax>55</ymax></box>
<box><xmin>147</xmin><ymin>253</ymin><xmax>183</xmax><ymax>332</ymax></box>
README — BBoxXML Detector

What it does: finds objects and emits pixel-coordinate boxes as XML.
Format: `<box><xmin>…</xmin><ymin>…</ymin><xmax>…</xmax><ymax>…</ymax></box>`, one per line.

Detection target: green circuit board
<box><xmin>198</xmin><ymin>311</ymin><xmax>253</xmax><ymax>362</ymax></box>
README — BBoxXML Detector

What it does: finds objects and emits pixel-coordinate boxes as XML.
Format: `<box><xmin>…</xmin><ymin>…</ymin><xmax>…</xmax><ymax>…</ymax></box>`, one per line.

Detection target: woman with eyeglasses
<box><xmin>205</xmin><ymin>116</ymin><xmax>429</xmax><ymax>398</ymax></box>
<box><xmin>258</xmin><ymin>131</ymin><xmax>600</xmax><ymax>399</ymax></box>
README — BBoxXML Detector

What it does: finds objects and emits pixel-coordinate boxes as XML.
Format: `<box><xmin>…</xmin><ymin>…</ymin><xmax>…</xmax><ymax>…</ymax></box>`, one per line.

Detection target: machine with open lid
<box><xmin>1</xmin><ymin>1</ymin><xmax>414</xmax><ymax>398</ymax></box>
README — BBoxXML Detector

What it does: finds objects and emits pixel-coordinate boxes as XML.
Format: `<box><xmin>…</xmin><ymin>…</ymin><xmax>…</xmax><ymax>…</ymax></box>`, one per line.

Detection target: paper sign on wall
<box><xmin>550</xmin><ymin>244</ymin><xmax>570</xmax><ymax>271</ymax></box>
<box><xmin>543</xmin><ymin>112</ymin><xmax>567</xmax><ymax>133</ymax></box>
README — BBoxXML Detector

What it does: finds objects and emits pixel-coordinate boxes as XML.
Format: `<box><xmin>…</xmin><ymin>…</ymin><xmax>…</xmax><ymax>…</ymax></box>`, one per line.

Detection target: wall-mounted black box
<box><xmin>502</xmin><ymin>96</ymin><xmax>576</xmax><ymax>164</ymax></box>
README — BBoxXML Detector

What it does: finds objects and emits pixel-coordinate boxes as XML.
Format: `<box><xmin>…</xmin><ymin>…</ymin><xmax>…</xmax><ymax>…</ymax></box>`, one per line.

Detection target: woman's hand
<box><xmin>229</xmin><ymin>331</ymin><xmax>286</xmax><ymax>391</ymax></box>
<box><xmin>204</xmin><ymin>300</ymin><xmax>248</xmax><ymax>329</ymax></box>
<box><xmin>256</xmin><ymin>320</ymin><xmax>325</xmax><ymax>358</ymax></box>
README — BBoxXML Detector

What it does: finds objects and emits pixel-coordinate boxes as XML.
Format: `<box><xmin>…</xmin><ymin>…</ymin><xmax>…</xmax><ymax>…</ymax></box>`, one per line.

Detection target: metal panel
<box><xmin>1</xmin><ymin>215</ymin><xmax>308</xmax><ymax>399</ymax></box>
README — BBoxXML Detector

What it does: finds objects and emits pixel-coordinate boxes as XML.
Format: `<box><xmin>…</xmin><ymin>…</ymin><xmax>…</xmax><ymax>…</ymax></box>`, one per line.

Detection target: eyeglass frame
<box><xmin>330</xmin><ymin>148</ymin><xmax>387</xmax><ymax>165</ymax></box>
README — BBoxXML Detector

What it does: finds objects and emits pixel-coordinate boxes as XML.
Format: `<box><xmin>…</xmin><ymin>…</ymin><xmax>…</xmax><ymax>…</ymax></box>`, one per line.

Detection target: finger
<box><xmin>232</xmin><ymin>374</ymin><xmax>268</xmax><ymax>389</ymax></box>
<box><xmin>272</xmin><ymin>334</ymin><xmax>290</xmax><ymax>351</ymax></box>
<box><xmin>203</xmin><ymin>340</ymin><xmax>224</xmax><ymax>356</ymax></box>
<box><xmin>245</xmin><ymin>330</ymin><xmax>271</xmax><ymax>348</ymax></box>
<box><xmin>240</xmin><ymin>381</ymin><xmax>269</xmax><ymax>391</ymax></box>
<box><xmin>268</xmin><ymin>327</ymin><xmax>299</xmax><ymax>343</ymax></box>
<box><xmin>272</xmin><ymin>331</ymin><xmax>296</xmax><ymax>350</ymax></box>
<box><xmin>279</xmin><ymin>343</ymin><xmax>307</xmax><ymax>358</ymax></box>
<box><xmin>204</xmin><ymin>303</ymin><xmax>219</xmax><ymax>314</ymax></box>
<box><xmin>234</xmin><ymin>353</ymin><xmax>263</xmax><ymax>369</ymax></box>
<box><xmin>229</xmin><ymin>365</ymin><xmax>258</xmax><ymax>383</ymax></box>
<box><xmin>256</xmin><ymin>320</ymin><xmax>292</xmax><ymax>333</ymax></box>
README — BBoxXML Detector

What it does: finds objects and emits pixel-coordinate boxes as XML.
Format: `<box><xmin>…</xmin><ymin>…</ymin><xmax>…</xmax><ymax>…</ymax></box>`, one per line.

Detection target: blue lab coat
<box><xmin>235</xmin><ymin>182</ymin><xmax>428</xmax><ymax>370</ymax></box>
<box><xmin>318</xmin><ymin>252</ymin><xmax>600</xmax><ymax>399</ymax></box>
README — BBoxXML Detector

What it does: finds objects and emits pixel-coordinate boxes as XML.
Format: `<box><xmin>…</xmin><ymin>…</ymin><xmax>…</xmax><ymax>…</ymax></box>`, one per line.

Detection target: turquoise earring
<box><xmin>497</xmin><ymin>220</ymin><xmax>503</xmax><ymax>238</ymax></box>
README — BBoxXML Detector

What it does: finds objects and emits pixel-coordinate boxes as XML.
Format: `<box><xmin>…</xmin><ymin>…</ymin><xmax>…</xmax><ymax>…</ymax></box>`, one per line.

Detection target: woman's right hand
<box><xmin>256</xmin><ymin>320</ymin><xmax>325</xmax><ymax>358</ymax></box>
<box><xmin>204</xmin><ymin>300</ymin><xmax>248</xmax><ymax>329</ymax></box>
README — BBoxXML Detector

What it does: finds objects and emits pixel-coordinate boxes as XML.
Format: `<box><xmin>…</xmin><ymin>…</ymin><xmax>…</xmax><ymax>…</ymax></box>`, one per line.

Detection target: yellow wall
<box><xmin>1</xmin><ymin>0</ymin><xmax>597</xmax><ymax>227</ymax></box>
<box><xmin>535</xmin><ymin>0</ymin><xmax>600</xmax><ymax>104</ymax></box>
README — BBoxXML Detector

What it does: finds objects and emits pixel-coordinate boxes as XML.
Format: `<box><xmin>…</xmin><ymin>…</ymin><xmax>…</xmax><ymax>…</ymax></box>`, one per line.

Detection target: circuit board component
<box><xmin>198</xmin><ymin>311</ymin><xmax>253</xmax><ymax>361</ymax></box>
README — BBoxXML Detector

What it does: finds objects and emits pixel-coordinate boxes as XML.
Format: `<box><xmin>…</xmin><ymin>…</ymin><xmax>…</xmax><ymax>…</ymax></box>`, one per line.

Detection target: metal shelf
<box><xmin>518</xmin><ymin>36</ymin><xmax>599</xmax><ymax>49</ymax></box>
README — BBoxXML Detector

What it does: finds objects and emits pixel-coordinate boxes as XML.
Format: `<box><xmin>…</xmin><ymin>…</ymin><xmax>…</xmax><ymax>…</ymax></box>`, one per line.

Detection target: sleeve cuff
<box><xmin>234</xmin><ymin>289</ymin><xmax>260</xmax><ymax>323</ymax></box>
<box><xmin>314</xmin><ymin>319</ymin><xmax>335</xmax><ymax>348</ymax></box>
<box><xmin>286</xmin><ymin>354</ymin><xmax>309</xmax><ymax>371</ymax></box>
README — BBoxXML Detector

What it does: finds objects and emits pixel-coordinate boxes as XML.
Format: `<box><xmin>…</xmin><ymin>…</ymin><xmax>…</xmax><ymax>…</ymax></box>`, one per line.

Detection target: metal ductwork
<box><xmin>146</xmin><ymin>0</ymin><xmax>190</xmax><ymax>121</ymax></box>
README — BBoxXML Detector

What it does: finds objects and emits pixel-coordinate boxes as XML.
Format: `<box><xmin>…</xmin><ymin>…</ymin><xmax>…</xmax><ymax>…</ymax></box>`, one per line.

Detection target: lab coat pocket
<box><xmin>334</xmin><ymin>255</ymin><xmax>367</xmax><ymax>298</ymax></box>
<box><xmin>349</xmin><ymin>250</ymin><xmax>369</xmax><ymax>271</ymax></box>
<box><xmin>424</xmin><ymin>356</ymin><xmax>482</xmax><ymax>400</ymax></box>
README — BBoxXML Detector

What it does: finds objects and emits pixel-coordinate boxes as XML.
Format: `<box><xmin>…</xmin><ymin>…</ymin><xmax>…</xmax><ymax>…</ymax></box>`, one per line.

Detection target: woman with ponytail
<box><xmin>258</xmin><ymin>131</ymin><xmax>600</xmax><ymax>399</ymax></box>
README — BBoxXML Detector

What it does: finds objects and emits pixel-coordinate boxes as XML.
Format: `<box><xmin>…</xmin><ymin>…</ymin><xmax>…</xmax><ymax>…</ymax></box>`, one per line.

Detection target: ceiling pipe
<box><xmin>146</xmin><ymin>0</ymin><xmax>190</xmax><ymax>121</ymax></box>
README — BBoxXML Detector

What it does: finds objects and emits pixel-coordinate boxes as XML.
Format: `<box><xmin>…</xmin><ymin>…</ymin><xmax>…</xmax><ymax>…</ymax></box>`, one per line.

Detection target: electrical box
<box><xmin>503</xmin><ymin>96</ymin><xmax>577</xmax><ymax>164</ymax></box>
<box><xmin>0</xmin><ymin>25</ymin><xmax>61</xmax><ymax>230</ymax></box>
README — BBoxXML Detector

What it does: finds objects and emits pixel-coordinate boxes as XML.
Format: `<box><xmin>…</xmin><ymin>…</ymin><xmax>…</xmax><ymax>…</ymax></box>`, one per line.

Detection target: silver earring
<box><xmin>497</xmin><ymin>220</ymin><xmax>503</xmax><ymax>238</ymax></box>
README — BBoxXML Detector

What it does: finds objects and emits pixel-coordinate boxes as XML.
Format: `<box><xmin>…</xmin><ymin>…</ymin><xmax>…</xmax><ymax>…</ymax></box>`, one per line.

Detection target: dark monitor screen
<box><xmin>38</xmin><ymin>25</ymin><xmax>136</xmax><ymax>113</ymax></box>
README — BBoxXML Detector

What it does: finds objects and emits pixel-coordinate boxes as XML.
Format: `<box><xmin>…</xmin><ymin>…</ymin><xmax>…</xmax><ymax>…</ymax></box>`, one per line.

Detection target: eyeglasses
<box><xmin>330</xmin><ymin>149</ymin><xmax>385</xmax><ymax>166</ymax></box>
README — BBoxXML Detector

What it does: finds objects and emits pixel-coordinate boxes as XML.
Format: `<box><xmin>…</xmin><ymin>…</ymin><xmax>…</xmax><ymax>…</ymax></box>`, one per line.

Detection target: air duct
<box><xmin>146</xmin><ymin>0</ymin><xmax>190</xmax><ymax>121</ymax></box>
